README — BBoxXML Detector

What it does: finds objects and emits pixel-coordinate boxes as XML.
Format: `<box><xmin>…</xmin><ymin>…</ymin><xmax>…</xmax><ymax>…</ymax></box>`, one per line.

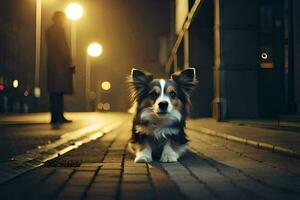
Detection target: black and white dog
<box><xmin>128</xmin><ymin>68</ymin><xmax>196</xmax><ymax>163</ymax></box>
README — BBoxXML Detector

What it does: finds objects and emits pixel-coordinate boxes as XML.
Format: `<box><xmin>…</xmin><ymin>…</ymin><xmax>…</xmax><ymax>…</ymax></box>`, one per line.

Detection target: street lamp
<box><xmin>87</xmin><ymin>43</ymin><xmax>103</xmax><ymax>57</ymax></box>
<box><xmin>86</xmin><ymin>42</ymin><xmax>103</xmax><ymax>111</ymax></box>
<box><xmin>34</xmin><ymin>0</ymin><xmax>42</xmax><ymax>98</ymax></box>
<box><xmin>65</xmin><ymin>3</ymin><xmax>83</xmax><ymax>21</ymax></box>
<box><xmin>65</xmin><ymin>2</ymin><xmax>83</xmax><ymax>66</ymax></box>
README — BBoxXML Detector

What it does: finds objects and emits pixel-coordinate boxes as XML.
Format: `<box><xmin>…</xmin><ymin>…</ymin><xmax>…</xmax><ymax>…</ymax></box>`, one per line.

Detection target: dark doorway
<box><xmin>258</xmin><ymin>0</ymin><xmax>286</xmax><ymax>117</ymax></box>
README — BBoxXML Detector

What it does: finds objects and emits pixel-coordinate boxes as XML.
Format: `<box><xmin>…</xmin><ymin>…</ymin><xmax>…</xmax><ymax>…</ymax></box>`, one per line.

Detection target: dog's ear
<box><xmin>130</xmin><ymin>68</ymin><xmax>153</xmax><ymax>87</ymax></box>
<box><xmin>128</xmin><ymin>68</ymin><xmax>153</xmax><ymax>101</ymax></box>
<box><xmin>171</xmin><ymin>68</ymin><xmax>197</xmax><ymax>93</ymax></box>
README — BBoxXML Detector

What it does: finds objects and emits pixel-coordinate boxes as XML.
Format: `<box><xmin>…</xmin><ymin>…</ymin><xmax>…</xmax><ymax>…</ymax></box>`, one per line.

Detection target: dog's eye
<box><xmin>150</xmin><ymin>91</ymin><xmax>159</xmax><ymax>98</ymax></box>
<box><xmin>169</xmin><ymin>91</ymin><xmax>177</xmax><ymax>99</ymax></box>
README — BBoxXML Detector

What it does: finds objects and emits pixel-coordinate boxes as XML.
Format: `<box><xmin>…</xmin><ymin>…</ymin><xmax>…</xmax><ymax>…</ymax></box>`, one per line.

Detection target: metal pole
<box><xmin>173</xmin><ymin>54</ymin><xmax>178</xmax><ymax>71</ymax></box>
<box><xmin>71</xmin><ymin>22</ymin><xmax>77</xmax><ymax>65</ymax></box>
<box><xmin>70</xmin><ymin>21</ymin><xmax>77</xmax><ymax>97</ymax></box>
<box><xmin>183</xmin><ymin>30</ymin><xmax>189</xmax><ymax>69</ymax></box>
<box><xmin>85</xmin><ymin>56</ymin><xmax>91</xmax><ymax>111</ymax></box>
<box><xmin>34</xmin><ymin>0</ymin><xmax>42</xmax><ymax>94</ymax></box>
<box><xmin>213</xmin><ymin>0</ymin><xmax>223</xmax><ymax>121</ymax></box>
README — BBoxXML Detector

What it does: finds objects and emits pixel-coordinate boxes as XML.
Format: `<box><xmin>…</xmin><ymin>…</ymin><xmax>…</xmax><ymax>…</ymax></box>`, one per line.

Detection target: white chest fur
<box><xmin>135</xmin><ymin>125</ymin><xmax>180</xmax><ymax>140</ymax></box>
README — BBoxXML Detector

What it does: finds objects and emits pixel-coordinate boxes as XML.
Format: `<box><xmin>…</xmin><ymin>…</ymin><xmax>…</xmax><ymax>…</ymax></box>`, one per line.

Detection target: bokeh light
<box><xmin>101</xmin><ymin>81</ymin><xmax>111</xmax><ymax>91</ymax></box>
<box><xmin>0</xmin><ymin>84</ymin><xmax>5</xmax><ymax>91</ymax></box>
<box><xmin>97</xmin><ymin>102</ymin><xmax>103</xmax><ymax>110</ymax></box>
<box><xmin>23</xmin><ymin>90</ymin><xmax>29</xmax><ymax>97</ymax></box>
<box><xmin>65</xmin><ymin>3</ymin><xmax>83</xmax><ymax>21</ymax></box>
<box><xmin>103</xmin><ymin>103</ymin><xmax>110</xmax><ymax>111</ymax></box>
<box><xmin>87</xmin><ymin>42</ymin><xmax>103</xmax><ymax>57</ymax></box>
<box><xmin>13</xmin><ymin>80</ymin><xmax>19</xmax><ymax>88</ymax></box>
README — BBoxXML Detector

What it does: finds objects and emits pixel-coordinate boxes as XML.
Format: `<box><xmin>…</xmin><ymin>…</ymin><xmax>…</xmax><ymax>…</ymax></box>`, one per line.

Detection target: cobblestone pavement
<box><xmin>1</xmin><ymin>113</ymin><xmax>300</xmax><ymax>200</ymax></box>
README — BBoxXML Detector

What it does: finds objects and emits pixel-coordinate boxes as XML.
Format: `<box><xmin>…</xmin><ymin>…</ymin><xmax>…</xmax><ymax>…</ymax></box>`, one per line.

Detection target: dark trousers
<box><xmin>50</xmin><ymin>92</ymin><xmax>64</xmax><ymax>122</ymax></box>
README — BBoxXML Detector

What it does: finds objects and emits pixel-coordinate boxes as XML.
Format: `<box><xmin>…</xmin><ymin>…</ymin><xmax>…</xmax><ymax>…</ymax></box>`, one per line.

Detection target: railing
<box><xmin>165</xmin><ymin>0</ymin><xmax>204</xmax><ymax>75</ymax></box>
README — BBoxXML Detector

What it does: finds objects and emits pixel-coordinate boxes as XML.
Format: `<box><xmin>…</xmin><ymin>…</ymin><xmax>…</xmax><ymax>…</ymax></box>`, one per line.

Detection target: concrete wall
<box><xmin>214</xmin><ymin>0</ymin><xmax>259</xmax><ymax>119</ymax></box>
<box><xmin>293</xmin><ymin>0</ymin><xmax>300</xmax><ymax>113</ymax></box>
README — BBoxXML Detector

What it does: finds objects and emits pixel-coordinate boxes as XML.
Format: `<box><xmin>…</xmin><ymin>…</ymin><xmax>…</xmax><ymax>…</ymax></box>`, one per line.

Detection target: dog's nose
<box><xmin>158</xmin><ymin>101</ymin><xmax>168</xmax><ymax>111</ymax></box>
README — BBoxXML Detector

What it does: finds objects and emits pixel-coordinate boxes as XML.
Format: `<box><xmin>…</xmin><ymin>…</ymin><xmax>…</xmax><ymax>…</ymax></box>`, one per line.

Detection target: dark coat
<box><xmin>45</xmin><ymin>24</ymin><xmax>73</xmax><ymax>94</ymax></box>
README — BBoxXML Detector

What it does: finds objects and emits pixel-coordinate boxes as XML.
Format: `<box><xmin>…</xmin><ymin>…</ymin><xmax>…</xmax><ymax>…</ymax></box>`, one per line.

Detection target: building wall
<box><xmin>293</xmin><ymin>0</ymin><xmax>300</xmax><ymax>113</ymax></box>
<box><xmin>189</xmin><ymin>0</ymin><xmax>214</xmax><ymax>118</ymax></box>
<box><xmin>214</xmin><ymin>0</ymin><xmax>259</xmax><ymax>119</ymax></box>
<box><xmin>0</xmin><ymin>0</ymin><xmax>36</xmax><ymax>113</ymax></box>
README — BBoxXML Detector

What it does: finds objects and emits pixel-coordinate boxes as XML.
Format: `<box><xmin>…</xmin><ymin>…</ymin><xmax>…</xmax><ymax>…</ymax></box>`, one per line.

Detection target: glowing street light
<box><xmin>65</xmin><ymin>3</ymin><xmax>83</xmax><ymax>21</ymax></box>
<box><xmin>13</xmin><ymin>80</ymin><xmax>19</xmax><ymax>88</ymax></box>
<box><xmin>101</xmin><ymin>81</ymin><xmax>111</xmax><ymax>91</ymax></box>
<box><xmin>86</xmin><ymin>42</ymin><xmax>103</xmax><ymax>111</ymax></box>
<box><xmin>35</xmin><ymin>0</ymin><xmax>42</xmax><ymax>98</ymax></box>
<box><xmin>87</xmin><ymin>43</ymin><xmax>103</xmax><ymax>57</ymax></box>
<box><xmin>65</xmin><ymin>2</ymin><xmax>83</xmax><ymax>67</ymax></box>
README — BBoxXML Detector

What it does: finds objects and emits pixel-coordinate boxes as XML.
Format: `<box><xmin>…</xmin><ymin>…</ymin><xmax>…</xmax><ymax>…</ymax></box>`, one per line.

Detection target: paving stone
<box><xmin>93</xmin><ymin>176</ymin><xmax>120</xmax><ymax>183</ymax></box>
<box><xmin>72</xmin><ymin>171</ymin><xmax>95</xmax><ymax>178</ymax></box>
<box><xmin>122</xmin><ymin>174</ymin><xmax>149</xmax><ymax>182</ymax></box>
<box><xmin>103</xmin><ymin>158</ymin><xmax>123</xmax><ymax>163</ymax></box>
<box><xmin>45</xmin><ymin>174</ymin><xmax>71</xmax><ymax>185</ymax></box>
<box><xmin>67</xmin><ymin>177</ymin><xmax>93</xmax><ymax>185</ymax></box>
<box><xmin>88</xmin><ymin>187</ymin><xmax>118</xmax><ymax>194</ymax></box>
<box><xmin>101</xmin><ymin>163</ymin><xmax>122</xmax><ymax>170</ymax></box>
<box><xmin>72</xmin><ymin>166</ymin><xmax>99</xmax><ymax>171</ymax></box>
<box><xmin>149</xmin><ymin>166</ymin><xmax>187</xmax><ymax>200</ymax></box>
<box><xmin>121</xmin><ymin>183</ymin><xmax>152</xmax><ymax>191</ymax></box>
<box><xmin>58</xmin><ymin>186</ymin><xmax>86</xmax><ymax>199</ymax></box>
<box><xmin>124</xmin><ymin>162</ymin><xmax>146</xmax><ymax>167</ymax></box>
<box><xmin>89</xmin><ymin>182</ymin><xmax>119</xmax><ymax>189</ymax></box>
<box><xmin>29</xmin><ymin>184</ymin><xmax>61</xmax><ymax>199</ymax></box>
<box><xmin>123</xmin><ymin>167</ymin><xmax>148</xmax><ymax>175</ymax></box>
<box><xmin>121</xmin><ymin>192</ymin><xmax>155</xmax><ymax>200</ymax></box>
<box><xmin>98</xmin><ymin>169</ymin><xmax>121</xmax><ymax>176</ymax></box>
<box><xmin>80</xmin><ymin>163</ymin><xmax>102</xmax><ymax>167</ymax></box>
<box><xmin>55</xmin><ymin>168</ymin><xmax>74</xmax><ymax>174</ymax></box>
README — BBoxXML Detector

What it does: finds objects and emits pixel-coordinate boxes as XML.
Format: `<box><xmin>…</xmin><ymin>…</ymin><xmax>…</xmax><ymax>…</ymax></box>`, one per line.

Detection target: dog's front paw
<box><xmin>160</xmin><ymin>152</ymin><xmax>179</xmax><ymax>163</ymax></box>
<box><xmin>134</xmin><ymin>154</ymin><xmax>152</xmax><ymax>163</ymax></box>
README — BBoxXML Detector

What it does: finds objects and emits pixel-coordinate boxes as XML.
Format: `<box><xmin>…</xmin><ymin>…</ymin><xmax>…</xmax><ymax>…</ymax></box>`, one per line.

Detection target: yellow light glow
<box><xmin>34</xmin><ymin>87</ymin><xmax>41</xmax><ymax>98</ymax></box>
<box><xmin>87</xmin><ymin>42</ymin><xmax>103</xmax><ymax>57</ymax></box>
<box><xmin>97</xmin><ymin>102</ymin><xmax>103</xmax><ymax>110</ymax></box>
<box><xmin>13</xmin><ymin>80</ymin><xmax>19</xmax><ymax>88</ymax></box>
<box><xmin>101</xmin><ymin>81</ymin><xmax>111</xmax><ymax>91</ymax></box>
<box><xmin>103</xmin><ymin>103</ymin><xmax>110</xmax><ymax>111</ymax></box>
<box><xmin>65</xmin><ymin>3</ymin><xmax>83</xmax><ymax>21</ymax></box>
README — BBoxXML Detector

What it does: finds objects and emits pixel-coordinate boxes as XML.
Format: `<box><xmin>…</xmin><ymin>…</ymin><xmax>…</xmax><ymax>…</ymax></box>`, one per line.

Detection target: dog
<box><xmin>127</xmin><ymin>68</ymin><xmax>197</xmax><ymax>163</ymax></box>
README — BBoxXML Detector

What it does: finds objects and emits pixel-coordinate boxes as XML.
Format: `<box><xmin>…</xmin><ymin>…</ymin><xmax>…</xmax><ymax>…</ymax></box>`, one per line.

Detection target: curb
<box><xmin>227</xmin><ymin>121</ymin><xmax>300</xmax><ymax>133</ymax></box>
<box><xmin>0</xmin><ymin>121</ymin><xmax>124</xmax><ymax>185</ymax></box>
<box><xmin>187</xmin><ymin>126</ymin><xmax>300</xmax><ymax>159</ymax></box>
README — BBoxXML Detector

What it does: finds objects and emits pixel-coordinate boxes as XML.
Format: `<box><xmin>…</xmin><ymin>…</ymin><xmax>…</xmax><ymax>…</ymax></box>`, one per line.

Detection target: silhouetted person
<box><xmin>46</xmin><ymin>11</ymin><xmax>74</xmax><ymax>124</ymax></box>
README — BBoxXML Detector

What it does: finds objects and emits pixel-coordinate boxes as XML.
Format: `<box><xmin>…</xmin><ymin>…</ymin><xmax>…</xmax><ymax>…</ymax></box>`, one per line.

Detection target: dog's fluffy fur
<box><xmin>127</xmin><ymin>68</ymin><xmax>197</xmax><ymax>163</ymax></box>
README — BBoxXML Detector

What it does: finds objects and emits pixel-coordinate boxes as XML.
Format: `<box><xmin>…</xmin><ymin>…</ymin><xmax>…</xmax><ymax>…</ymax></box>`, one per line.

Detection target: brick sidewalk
<box><xmin>187</xmin><ymin>118</ymin><xmax>300</xmax><ymax>156</ymax></box>
<box><xmin>0</xmin><ymin>120</ymin><xmax>187</xmax><ymax>200</ymax></box>
<box><xmin>1</xmin><ymin>114</ymin><xmax>300</xmax><ymax>200</ymax></box>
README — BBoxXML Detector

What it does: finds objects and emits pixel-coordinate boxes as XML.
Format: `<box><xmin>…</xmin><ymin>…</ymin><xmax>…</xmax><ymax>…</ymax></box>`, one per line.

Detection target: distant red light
<box><xmin>0</xmin><ymin>85</ymin><xmax>5</xmax><ymax>91</ymax></box>
<box><xmin>23</xmin><ymin>90</ymin><xmax>29</xmax><ymax>97</ymax></box>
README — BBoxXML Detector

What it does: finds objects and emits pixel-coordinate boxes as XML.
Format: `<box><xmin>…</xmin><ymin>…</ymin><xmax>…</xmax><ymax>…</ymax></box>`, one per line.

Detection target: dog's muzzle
<box><xmin>158</xmin><ymin>101</ymin><xmax>169</xmax><ymax>114</ymax></box>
